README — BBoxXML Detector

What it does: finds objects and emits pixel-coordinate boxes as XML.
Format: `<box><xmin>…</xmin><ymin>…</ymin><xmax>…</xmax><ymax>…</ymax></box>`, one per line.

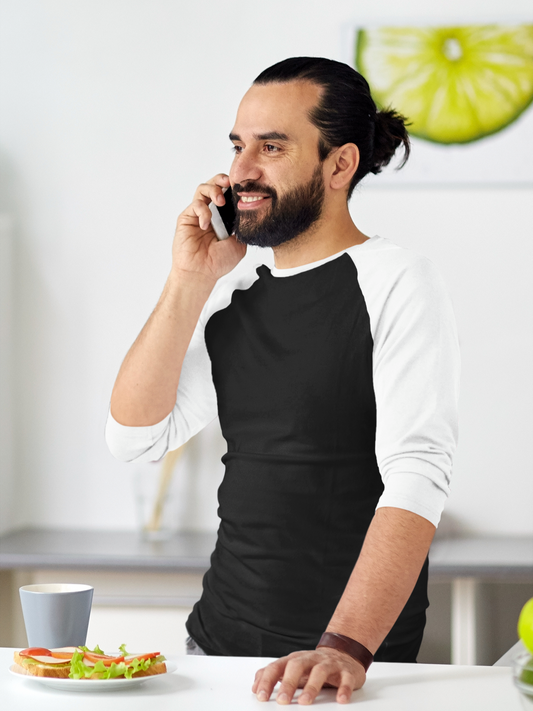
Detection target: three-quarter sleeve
<box><xmin>352</xmin><ymin>244</ymin><xmax>460</xmax><ymax>526</ymax></box>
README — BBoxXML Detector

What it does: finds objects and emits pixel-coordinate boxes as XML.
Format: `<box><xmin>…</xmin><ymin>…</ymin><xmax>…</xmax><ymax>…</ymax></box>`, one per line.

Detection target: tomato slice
<box><xmin>124</xmin><ymin>652</ymin><xmax>160</xmax><ymax>663</ymax></box>
<box><xmin>19</xmin><ymin>647</ymin><xmax>52</xmax><ymax>658</ymax></box>
<box><xmin>50</xmin><ymin>647</ymin><xmax>82</xmax><ymax>659</ymax></box>
<box><xmin>83</xmin><ymin>651</ymin><xmax>125</xmax><ymax>667</ymax></box>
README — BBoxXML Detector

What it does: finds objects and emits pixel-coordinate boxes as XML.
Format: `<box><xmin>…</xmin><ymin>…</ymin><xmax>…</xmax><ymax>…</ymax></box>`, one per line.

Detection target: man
<box><xmin>107</xmin><ymin>57</ymin><xmax>460</xmax><ymax>705</ymax></box>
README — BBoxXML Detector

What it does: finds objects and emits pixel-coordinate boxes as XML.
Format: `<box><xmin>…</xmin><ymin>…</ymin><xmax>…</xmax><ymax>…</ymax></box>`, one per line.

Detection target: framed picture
<box><xmin>342</xmin><ymin>23</ymin><xmax>533</xmax><ymax>185</ymax></box>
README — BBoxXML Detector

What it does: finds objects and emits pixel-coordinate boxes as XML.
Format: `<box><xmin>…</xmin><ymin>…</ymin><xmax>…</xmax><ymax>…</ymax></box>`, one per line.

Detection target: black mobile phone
<box><xmin>209</xmin><ymin>187</ymin><xmax>236</xmax><ymax>240</ymax></box>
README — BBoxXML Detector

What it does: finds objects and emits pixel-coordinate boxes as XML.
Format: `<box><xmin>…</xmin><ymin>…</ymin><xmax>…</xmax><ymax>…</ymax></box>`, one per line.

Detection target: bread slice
<box><xmin>13</xmin><ymin>653</ymin><xmax>71</xmax><ymax>678</ymax></box>
<box><xmin>13</xmin><ymin>651</ymin><xmax>167</xmax><ymax>679</ymax></box>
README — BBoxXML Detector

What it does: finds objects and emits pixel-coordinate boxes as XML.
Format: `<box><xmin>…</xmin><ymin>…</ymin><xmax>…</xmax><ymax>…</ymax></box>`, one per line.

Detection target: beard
<box><xmin>232</xmin><ymin>164</ymin><xmax>325</xmax><ymax>248</ymax></box>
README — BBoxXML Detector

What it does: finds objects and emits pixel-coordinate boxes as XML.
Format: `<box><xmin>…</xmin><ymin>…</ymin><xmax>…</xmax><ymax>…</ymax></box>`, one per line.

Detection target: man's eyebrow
<box><xmin>229</xmin><ymin>131</ymin><xmax>291</xmax><ymax>142</ymax></box>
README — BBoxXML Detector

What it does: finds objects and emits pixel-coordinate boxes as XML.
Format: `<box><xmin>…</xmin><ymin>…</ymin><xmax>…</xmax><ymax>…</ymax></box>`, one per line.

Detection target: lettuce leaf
<box><xmin>79</xmin><ymin>644</ymin><xmax>105</xmax><ymax>655</ymax></box>
<box><xmin>68</xmin><ymin>650</ymin><xmax>165</xmax><ymax>680</ymax></box>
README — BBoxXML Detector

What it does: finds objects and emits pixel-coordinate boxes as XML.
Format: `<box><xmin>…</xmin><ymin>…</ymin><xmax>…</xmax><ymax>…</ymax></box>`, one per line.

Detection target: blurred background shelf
<box><xmin>0</xmin><ymin>527</ymin><xmax>216</xmax><ymax>572</ymax></box>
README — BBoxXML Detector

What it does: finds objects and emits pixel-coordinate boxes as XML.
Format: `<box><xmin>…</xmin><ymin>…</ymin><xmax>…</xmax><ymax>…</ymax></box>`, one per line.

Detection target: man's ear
<box><xmin>328</xmin><ymin>144</ymin><xmax>360</xmax><ymax>192</ymax></box>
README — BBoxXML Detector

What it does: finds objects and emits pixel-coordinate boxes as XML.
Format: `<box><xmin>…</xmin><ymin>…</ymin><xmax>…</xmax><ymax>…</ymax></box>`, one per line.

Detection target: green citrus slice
<box><xmin>519</xmin><ymin>597</ymin><xmax>533</xmax><ymax>654</ymax></box>
<box><xmin>356</xmin><ymin>24</ymin><xmax>533</xmax><ymax>144</ymax></box>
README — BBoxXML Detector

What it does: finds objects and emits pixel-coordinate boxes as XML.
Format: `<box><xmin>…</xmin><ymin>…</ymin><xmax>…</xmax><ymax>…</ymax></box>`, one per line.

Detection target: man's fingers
<box><xmin>274</xmin><ymin>657</ymin><xmax>309</xmax><ymax>704</ymax></box>
<box><xmin>207</xmin><ymin>172</ymin><xmax>230</xmax><ymax>187</ymax></box>
<box><xmin>181</xmin><ymin>198</ymin><xmax>216</xmax><ymax>232</ymax></box>
<box><xmin>251</xmin><ymin>667</ymin><xmax>266</xmax><ymax>694</ymax></box>
<box><xmin>296</xmin><ymin>664</ymin><xmax>329</xmax><ymax>705</ymax></box>
<box><xmin>254</xmin><ymin>650</ymin><xmax>366</xmax><ymax>705</ymax></box>
<box><xmin>177</xmin><ymin>174</ymin><xmax>231</xmax><ymax>233</ymax></box>
<box><xmin>335</xmin><ymin>669</ymin><xmax>358</xmax><ymax>704</ymax></box>
<box><xmin>254</xmin><ymin>659</ymin><xmax>287</xmax><ymax>701</ymax></box>
<box><xmin>194</xmin><ymin>174</ymin><xmax>230</xmax><ymax>206</ymax></box>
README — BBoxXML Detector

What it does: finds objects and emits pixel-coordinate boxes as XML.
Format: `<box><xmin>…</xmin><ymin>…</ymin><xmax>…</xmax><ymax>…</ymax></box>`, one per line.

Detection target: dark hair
<box><xmin>254</xmin><ymin>57</ymin><xmax>410</xmax><ymax>198</ymax></box>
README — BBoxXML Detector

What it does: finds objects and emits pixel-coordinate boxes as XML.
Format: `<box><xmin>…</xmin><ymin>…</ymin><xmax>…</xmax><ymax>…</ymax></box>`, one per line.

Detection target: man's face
<box><xmin>228</xmin><ymin>81</ymin><xmax>326</xmax><ymax>248</ymax></box>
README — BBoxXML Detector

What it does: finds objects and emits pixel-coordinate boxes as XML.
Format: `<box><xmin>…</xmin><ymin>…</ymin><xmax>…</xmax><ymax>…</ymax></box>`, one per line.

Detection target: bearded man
<box><xmin>107</xmin><ymin>57</ymin><xmax>460</xmax><ymax>705</ymax></box>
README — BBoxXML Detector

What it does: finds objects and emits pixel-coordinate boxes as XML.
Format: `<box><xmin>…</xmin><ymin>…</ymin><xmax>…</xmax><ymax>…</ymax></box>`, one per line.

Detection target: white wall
<box><xmin>0</xmin><ymin>0</ymin><xmax>531</xmax><ymax>535</ymax></box>
<box><xmin>0</xmin><ymin>216</ymin><xmax>14</xmax><ymax>535</ymax></box>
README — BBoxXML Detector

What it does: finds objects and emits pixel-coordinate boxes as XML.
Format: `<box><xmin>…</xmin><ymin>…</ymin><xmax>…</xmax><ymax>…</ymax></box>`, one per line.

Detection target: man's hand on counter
<box><xmin>252</xmin><ymin>508</ymin><xmax>436</xmax><ymax>705</ymax></box>
<box><xmin>252</xmin><ymin>647</ymin><xmax>365</xmax><ymax>705</ymax></box>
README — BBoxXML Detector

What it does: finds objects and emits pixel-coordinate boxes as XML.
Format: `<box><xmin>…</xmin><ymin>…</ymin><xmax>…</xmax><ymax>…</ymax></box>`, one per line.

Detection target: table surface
<box><xmin>1</xmin><ymin>648</ymin><xmax>527</xmax><ymax>711</ymax></box>
<box><xmin>1</xmin><ymin>528</ymin><xmax>533</xmax><ymax>579</ymax></box>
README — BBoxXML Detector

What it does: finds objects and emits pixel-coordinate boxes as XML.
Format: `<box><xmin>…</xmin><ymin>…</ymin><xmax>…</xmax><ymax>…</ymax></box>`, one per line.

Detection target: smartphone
<box><xmin>209</xmin><ymin>187</ymin><xmax>236</xmax><ymax>240</ymax></box>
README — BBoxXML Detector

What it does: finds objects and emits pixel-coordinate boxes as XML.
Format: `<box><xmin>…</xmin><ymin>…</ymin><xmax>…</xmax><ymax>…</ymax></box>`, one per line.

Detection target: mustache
<box><xmin>232</xmin><ymin>182</ymin><xmax>278</xmax><ymax>201</ymax></box>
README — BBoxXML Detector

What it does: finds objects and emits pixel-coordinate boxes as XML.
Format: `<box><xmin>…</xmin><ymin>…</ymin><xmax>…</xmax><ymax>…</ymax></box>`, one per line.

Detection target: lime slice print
<box><xmin>356</xmin><ymin>25</ymin><xmax>533</xmax><ymax>144</ymax></box>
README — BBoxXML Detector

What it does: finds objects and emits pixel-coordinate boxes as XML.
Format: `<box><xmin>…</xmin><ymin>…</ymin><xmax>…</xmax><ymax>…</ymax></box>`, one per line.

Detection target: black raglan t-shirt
<box><xmin>106</xmin><ymin>236</ymin><xmax>460</xmax><ymax>657</ymax></box>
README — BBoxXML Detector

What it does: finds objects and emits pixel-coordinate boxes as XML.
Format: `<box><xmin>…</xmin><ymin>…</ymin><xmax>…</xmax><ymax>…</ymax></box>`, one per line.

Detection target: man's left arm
<box><xmin>253</xmin><ymin>253</ymin><xmax>459</xmax><ymax>705</ymax></box>
<box><xmin>252</xmin><ymin>506</ymin><xmax>435</xmax><ymax>705</ymax></box>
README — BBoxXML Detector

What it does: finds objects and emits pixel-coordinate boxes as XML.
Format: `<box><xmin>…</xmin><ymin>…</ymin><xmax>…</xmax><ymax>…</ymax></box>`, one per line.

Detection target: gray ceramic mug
<box><xmin>19</xmin><ymin>583</ymin><xmax>93</xmax><ymax>648</ymax></box>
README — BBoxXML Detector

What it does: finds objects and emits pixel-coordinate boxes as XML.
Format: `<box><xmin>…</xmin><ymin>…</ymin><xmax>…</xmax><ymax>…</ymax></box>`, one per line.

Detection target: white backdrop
<box><xmin>0</xmin><ymin>0</ymin><xmax>532</xmax><ymax>536</ymax></box>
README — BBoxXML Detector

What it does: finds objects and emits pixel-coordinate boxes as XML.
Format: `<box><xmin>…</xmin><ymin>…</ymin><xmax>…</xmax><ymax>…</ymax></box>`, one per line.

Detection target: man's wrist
<box><xmin>316</xmin><ymin>632</ymin><xmax>374</xmax><ymax>672</ymax></box>
<box><xmin>168</xmin><ymin>266</ymin><xmax>217</xmax><ymax>292</ymax></box>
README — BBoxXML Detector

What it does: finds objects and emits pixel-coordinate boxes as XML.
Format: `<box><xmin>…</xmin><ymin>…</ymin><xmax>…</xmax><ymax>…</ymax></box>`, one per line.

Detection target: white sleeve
<box><xmin>358</xmin><ymin>251</ymin><xmax>460</xmax><ymax>527</ymax></box>
<box><xmin>105</xmin><ymin>249</ymin><xmax>269</xmax><ymax>463</ymax></box>
<box><xmin>105</xmin><ymin>308</ymin><xmax>218</xmax><ymax>463</ymax></box>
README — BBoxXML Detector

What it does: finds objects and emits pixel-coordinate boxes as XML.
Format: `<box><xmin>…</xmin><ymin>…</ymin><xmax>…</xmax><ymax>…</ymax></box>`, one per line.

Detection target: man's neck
<box><xmin>272</xmin><ymin>208</ymin><xmax>369</xmax><ymax>269</ymax></box>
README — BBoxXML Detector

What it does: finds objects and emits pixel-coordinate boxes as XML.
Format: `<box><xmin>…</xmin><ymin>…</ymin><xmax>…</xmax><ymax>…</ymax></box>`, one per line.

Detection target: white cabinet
<box><xmin>87</xmin><ymin>606</ymin><xmax>193</xmax><ymax>656</ymax></box>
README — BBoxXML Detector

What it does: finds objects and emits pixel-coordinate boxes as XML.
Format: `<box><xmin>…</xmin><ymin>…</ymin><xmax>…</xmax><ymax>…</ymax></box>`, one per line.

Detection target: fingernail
<box><xmin>338</xmin><ymin>694</ymin><xmax>348</xmax><ymax>703</ymax></box>
<box><xmin>299</xmin><ymin>693</ymin><xmax>312</xmax><ymax>705</ymax></box>
<box><xmin>277</xmin><ymin>692</ymin><xmax>289</xmax><ymax>704</ymax></box>
<box><xmin>257</xmin><ymin>690</ymin><xmax>268</xmax><ymax>701</ymax></box>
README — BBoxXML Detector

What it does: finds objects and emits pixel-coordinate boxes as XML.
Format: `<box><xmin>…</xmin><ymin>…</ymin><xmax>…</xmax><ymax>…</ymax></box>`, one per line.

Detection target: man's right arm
<box><xmin>109</xmin><ymin>174</ymin><xmax>246</xmax><ymax>428</ymax></box>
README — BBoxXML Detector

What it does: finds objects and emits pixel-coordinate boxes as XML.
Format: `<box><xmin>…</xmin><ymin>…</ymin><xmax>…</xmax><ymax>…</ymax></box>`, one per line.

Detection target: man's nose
<box><xmin>230</xmin><ymin>151</ymin><xmax>263</xmax><ymax>186</ymax></box>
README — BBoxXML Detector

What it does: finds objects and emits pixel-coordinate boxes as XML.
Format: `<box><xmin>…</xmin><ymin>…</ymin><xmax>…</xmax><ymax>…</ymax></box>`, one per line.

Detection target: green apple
<box><xmin>518</xmin><ymin>597</ymin><xmax>533</xmax><ymax>653</ymax></box>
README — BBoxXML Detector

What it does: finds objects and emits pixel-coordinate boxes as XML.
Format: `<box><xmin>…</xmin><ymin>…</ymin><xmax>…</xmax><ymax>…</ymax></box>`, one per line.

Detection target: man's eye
<box><xmin>265</xmin><ymin>144</ymin><xmax>280</xmax><ymax>152</ymax></box>
<box><xmin>232</xmin><ymin>145</ymin><xmax>243</xmax><ymax>154</ymax></box>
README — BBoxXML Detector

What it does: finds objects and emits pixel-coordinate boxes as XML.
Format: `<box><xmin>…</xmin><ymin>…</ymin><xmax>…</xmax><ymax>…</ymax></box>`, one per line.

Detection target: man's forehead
<box><xmin>231</xmin><ymin>81</ymin><xmax>322</xmax><ymax>140</ymax></box>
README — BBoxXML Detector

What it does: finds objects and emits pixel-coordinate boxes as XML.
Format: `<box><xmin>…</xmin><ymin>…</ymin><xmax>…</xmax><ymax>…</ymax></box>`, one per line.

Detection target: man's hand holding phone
<box><xmin>110</xmin><ymin>174</ymin><xmax>244</xmax><ymax>427</ymax></box>
<box><xmin>172</xmin><ymin>174</ymin><xmax>245</xmax><ymax>285</ymax></box>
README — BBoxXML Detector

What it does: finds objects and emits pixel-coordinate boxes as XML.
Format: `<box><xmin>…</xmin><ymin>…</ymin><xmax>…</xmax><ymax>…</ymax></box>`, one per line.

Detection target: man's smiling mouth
<box><xmin>237</xmin><ymin>194</ymin><xmax>272</xmax><ymax>210</ymax></box>
<box><xmin>241</xmin><ymin>196</ymin><xmax>266</xmax><ymax>203</ymax></box>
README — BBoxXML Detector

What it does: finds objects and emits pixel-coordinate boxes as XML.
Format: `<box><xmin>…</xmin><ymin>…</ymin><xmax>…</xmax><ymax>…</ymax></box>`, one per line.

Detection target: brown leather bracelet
<box><xmin>316</xmin><ymin>632</ymin><xmax>374</xmax><ymax>672</ymax></box>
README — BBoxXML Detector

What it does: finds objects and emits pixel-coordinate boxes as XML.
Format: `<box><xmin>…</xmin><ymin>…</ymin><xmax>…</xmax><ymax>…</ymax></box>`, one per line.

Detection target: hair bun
<box><xmin>371</xmin><ymin>109</ymin><xmax>410</xmax><ymax>174</ymax></box>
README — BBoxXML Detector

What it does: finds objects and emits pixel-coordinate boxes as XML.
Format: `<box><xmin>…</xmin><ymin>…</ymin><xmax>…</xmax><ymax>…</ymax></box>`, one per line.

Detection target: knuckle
<box><xmin>340</xmin><ymin>674</ymin><xmax>356</xmax><ymax>688</ymax></box>
<box><xmin>285</xmin><ymin>654</ymin><xmax>300</xmax><ymax>666</ymax></box>
<box><xmin>285</xmin><ymin>661</ymin><xmax>305</xmax><ymax>677</ymax></box>
<box><xmin>304</xmin><ymin>682</ymin><xmax>321</xmax><ymax>695</ymax></box>
<box><xmin>192</xmin><ymin>198</ymin><xmax>209</xmax><ymax>211</ymax></box>
<box><xmin>309</xmin><ymin>662</ymin><xmax>327</xmax><ymax>677</ymax></box>
<box><xmin>263</xmin><ymin>665</ymin><xmax>282</xmax><ymax>681</ymax></box>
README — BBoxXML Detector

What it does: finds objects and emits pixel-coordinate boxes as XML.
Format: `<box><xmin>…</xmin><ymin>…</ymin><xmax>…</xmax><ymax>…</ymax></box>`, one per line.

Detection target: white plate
<box><xmin>9</xmin><ymin>659</ymin><xmax>177</xmax><ymax>692</ymax></box>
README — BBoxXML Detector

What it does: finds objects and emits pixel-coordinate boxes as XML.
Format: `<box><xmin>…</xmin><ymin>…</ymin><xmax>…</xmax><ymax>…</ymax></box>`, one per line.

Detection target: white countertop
<box><xmin>1</xmin><ymin>648</ymin><xmax>528</xmax><ymax>710</ymax></box>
